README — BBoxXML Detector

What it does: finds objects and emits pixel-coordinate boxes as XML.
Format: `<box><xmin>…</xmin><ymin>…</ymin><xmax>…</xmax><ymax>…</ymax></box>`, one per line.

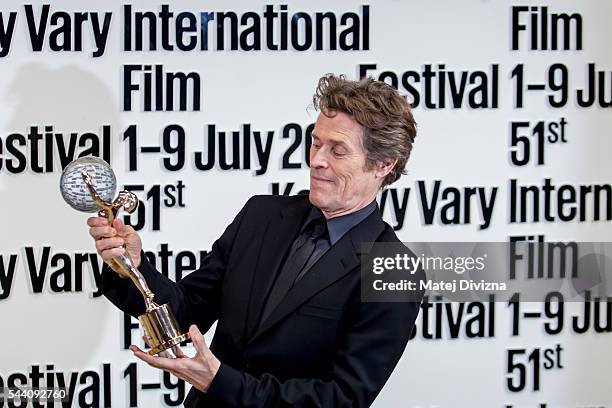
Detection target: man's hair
<box><xmin>312</xmin><ymin>74</ymin><xmax>417</xmax><ymax>187</ymax></box>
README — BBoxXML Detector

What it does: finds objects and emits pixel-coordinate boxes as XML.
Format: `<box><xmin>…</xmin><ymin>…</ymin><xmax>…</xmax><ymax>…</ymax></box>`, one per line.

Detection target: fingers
<box><xmin>189</xmin><ymin>325</ymin><xmax>208</xmax><ymax>355</ymax></box>
<box><xmin>130</xmin><ymin>339</ymin><xmax>217</xmax><ymax>392</ymax></box>
<box><xmin>95</xmin><ymin>237</ymin><xmax>124</xmax><ymax>252</ymax></box>
<box><xmin>91</xmin><ymin>227</ymin><xmax>125</xmax><ymax>265</ymax></box>
<box><xmin>95</xmin><ymin>238</ymin><xmax>126</xmax><ymax>265</ymax></box>
<box><xmin>101</xmin><ymin>248</ymin><xmax>127</xmax><ymax>263</ymax></box>
<box><xmin>158</xmin><ymin>349</ymin><xmax>174</xmax><ymax>358</ymax></box>
<box><xmin>87</xmin><ymin>216</ymin><xmax>138</xmax><ymax>272</ymax></box>
<box><xmin>171</xmin><ymin>345</ymin><xmax>187</xmax><ymax>358</ymax></box>
<box><xmin>88</xmin><ymin>218</ymin><xmax>135</xmax><ymax>240</ymax></box>
<box><xmin>129</xmin><ymin>345</ymin><xmax>168</xmax><ymax>369</ymax></box>
<box><xmin>113</xmin><ymin>217</ymin><xmax>125</xmax><ymax>229</ymax></box>
<box><xmin>129</xmin><ymin>345</ymin><xmax>182</xmax><ymax>371</ymax></box>
<box><xmin>87</xmin><ymin>216</ymin><xmax>108</xmax><ymax>227</ymax></box>
<box><xmin>113</xmin><ymin>218</ymin><xmax>135</xmax><ymax>236</ymax></box>
<box><xmin>89</xmin><ymin>226</ymin><xmax>116</xmax><ymax>240</ymax></box>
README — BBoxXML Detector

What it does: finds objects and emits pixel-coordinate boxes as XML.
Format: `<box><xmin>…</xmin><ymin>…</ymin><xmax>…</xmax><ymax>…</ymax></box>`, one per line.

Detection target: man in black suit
<box><xmin>88</xmin><ymin>74</ymin><xmax>423</xmax><ymax>407</ymax></box>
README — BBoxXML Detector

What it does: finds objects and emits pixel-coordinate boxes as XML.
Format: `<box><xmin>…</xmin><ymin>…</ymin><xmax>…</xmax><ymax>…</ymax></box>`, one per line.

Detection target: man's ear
<box><xmin>375</xmin><ymin>159</ymin><xmax>397</xmax><ymax>179</ymax></box>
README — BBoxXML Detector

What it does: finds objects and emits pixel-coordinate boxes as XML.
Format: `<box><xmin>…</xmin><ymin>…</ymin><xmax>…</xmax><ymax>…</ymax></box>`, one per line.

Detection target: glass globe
<box><xmin>60</xmin><ymin>157</ymin><xmax>117</xmax><ymax>212</ymax></box>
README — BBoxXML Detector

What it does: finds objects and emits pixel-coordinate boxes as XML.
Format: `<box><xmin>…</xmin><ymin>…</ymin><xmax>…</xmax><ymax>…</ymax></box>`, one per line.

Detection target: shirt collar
<box><xmin>304</xmin><ymin>200</ymin><xmax>378</xmax><ymax>246</ymax></box>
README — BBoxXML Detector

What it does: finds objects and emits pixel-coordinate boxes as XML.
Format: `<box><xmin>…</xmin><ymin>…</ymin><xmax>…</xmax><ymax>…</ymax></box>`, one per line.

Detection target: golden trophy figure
<box><xmin>60</xmin><ymin>157</ymin><xmax>190</xmax><ymax>355</ymax></box>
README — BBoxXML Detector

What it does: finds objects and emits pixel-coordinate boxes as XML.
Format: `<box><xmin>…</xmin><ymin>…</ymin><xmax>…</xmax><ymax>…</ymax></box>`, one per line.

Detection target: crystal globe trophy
<box><xmin>60</xmin><ymin>157</ymin><xmax>190</xmax><ymax>355</ymax></box>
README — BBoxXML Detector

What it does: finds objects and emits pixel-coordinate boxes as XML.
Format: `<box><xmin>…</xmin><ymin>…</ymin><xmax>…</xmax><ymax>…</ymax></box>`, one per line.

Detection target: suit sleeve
<box><xmin>205</xmin><ymin>293</ymin><xmax>423</xmax><ymax>408</ymax></box>
<box><xmin>100</xmin><ymin>198</ymin><xmax>251</xmax><ymax>333</ymax></box>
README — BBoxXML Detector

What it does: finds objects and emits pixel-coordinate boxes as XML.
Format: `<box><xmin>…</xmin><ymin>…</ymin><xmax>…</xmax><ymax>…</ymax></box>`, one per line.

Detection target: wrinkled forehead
<box><xmin>313</xmin><ymin>111</ymin><xmax>365</xmax><ymax>146</ymax></box>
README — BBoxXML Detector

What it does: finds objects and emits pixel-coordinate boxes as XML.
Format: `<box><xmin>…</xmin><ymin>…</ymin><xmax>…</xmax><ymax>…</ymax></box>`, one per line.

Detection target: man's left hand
<box><xmin>130</xmin><ymin>325</ymin><xmax>221</xmax><ymax>393</ymax></box>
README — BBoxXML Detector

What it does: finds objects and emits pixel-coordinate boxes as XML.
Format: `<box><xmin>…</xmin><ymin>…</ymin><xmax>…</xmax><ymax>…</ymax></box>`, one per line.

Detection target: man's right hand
<box><xmin>87</xmin><ymin>217</ymin><xmax>142</xmax><ymax>273</ymax></box>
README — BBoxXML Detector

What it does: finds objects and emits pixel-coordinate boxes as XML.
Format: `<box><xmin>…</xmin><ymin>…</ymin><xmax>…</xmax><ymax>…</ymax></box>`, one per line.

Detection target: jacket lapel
<box><xmin>244</xmin><ymin>197</ymin><xmax>311</xmax><ymax>340</ymax></box>
<box><xmin>247</xmin><ymin>205</ymin><xmax>385</xmax><ymax>346</ymax></box>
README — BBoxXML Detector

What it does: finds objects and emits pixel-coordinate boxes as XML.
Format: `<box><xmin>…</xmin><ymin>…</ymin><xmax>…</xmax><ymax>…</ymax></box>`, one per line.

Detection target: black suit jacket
<box><xmin>101</xmin><ymin>194</ymin><xmax>424</xmax><ymax>407</ymax></box>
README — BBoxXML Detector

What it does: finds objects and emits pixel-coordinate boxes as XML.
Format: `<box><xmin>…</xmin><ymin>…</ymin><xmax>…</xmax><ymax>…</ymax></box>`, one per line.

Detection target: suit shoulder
<box><xmin>242</xmin><ymin>194</ymin><xmax>309</xmax><ymax>216</ymax></box>
<box><xmin>373</xmin><ymin>223</ymin><xmax>426</xmax><ymax>280</ymax></box>
<box><xmin>375</xmin><ymin>223</ymin><xmax>421</xmax><ymax>258</ymax></box>
<box><xmin>245</xmin><ymin>193</ymin><xmax>308</xmax><ymax>208</ymax></box>
<box><xmin>376</xmin><ymin>222</ymin><xmax>403</xmax><ymax>244</ymax></box>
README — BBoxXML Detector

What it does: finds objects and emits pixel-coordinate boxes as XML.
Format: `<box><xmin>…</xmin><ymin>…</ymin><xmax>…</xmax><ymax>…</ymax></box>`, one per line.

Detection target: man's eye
<box><xmin>333</xmin><ymin>148</ymin><xmax>347</xmax><ymax>156</ymax></box>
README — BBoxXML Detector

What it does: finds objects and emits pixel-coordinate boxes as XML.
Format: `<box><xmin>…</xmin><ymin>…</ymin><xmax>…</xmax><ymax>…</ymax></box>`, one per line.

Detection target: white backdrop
<box><xmin>1</xmin><ymin>1</ymin><xmax>611</xmax><ymax>407</ymax></box>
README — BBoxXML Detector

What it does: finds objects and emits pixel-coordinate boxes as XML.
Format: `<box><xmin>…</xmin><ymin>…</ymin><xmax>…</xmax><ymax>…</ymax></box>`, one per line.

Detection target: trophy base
<box><xmin>138</xmin><ymin>303</ymin><xmax>191</xmax><ymax>355</ymax></box>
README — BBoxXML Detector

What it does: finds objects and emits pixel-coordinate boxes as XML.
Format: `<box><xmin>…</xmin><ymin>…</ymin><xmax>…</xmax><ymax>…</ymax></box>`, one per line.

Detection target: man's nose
<box><xmin>310</xmin><ymin>147</ymin><xmax>329</xmax><ymax>168</ymax></box>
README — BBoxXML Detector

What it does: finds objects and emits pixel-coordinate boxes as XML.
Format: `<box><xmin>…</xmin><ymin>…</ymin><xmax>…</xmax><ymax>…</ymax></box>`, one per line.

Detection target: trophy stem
<box><xmin>114</xmin><ymin>253</ymin><xmax>157</xmax><ymax>312</ymax></box>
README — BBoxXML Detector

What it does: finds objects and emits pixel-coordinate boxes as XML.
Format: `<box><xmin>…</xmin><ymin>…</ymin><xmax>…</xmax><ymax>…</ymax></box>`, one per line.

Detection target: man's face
<box><xmin>309</xmin><ymin>111</ymin><xmax>384</xmax><ymax>218</ymax></box>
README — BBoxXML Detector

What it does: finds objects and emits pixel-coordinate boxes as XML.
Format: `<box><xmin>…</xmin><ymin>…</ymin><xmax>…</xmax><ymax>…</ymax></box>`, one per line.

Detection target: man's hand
<box><xmin>130</xmin><ymin>325</ymin><xmax>221</xmax><ymax>393</ymax></box>
<box><xmin>87</xmin><ymin>217</ymin><xmax>142</xmax><ymax>272</ymax></box>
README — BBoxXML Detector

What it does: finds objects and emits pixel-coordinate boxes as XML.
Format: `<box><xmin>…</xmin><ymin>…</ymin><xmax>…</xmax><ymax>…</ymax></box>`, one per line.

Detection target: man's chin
<box><xmin>308</xmin><ymin>190</ymin><xmax>328</xmax><ymax>209</ymax></box>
